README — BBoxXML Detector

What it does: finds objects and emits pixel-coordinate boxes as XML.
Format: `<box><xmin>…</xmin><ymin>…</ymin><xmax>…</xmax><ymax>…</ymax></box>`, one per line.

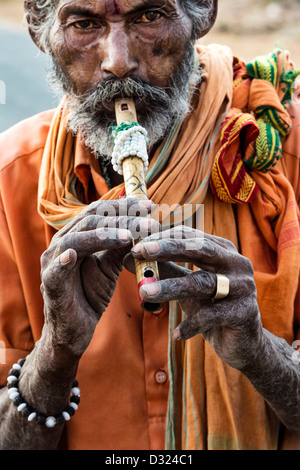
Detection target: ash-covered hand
<box><xmin>131</xmin><ymin>227</ymin><xmax>262</xmax><ymax>371</ymax></box>
<box><xmin>40</xmin><ymin>198</ymin><xmax>158</xmax><ymax>357</ymax></box>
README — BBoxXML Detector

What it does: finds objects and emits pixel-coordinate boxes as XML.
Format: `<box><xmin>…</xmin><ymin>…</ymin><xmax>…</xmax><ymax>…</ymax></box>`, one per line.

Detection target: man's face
<box><xmin>47</xmin><ymin>0</ymin><xmax>198</xmax><ymax>157</ymax></box>
<box><xmin>50</xmin><ymin>0</ymin><xmax>193</xmax><ymax>96</ymax></box>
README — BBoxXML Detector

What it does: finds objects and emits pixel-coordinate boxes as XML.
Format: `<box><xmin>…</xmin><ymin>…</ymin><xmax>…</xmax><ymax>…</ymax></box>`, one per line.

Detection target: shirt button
<box><xmin>154</xmin><ymin>369</ymin><xmax>168</xmax><ymax>384</ymax></box>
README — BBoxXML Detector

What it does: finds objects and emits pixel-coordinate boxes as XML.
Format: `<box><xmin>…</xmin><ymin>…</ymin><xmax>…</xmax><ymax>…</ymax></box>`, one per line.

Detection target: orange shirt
<box><xmin>0</xmin><ymin>100</ymin><xmax>299</xmax><ymax>450</ymax></box>
<box><xmin>0</xmin><ymin>110</ymin><xmax>169</xmax><ymax>450</ymax></box>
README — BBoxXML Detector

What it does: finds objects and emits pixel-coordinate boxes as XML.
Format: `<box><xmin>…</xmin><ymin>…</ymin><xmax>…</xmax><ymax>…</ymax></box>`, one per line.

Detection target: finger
<box><xmin>132</xmin><ymin>226</ymin><xmax>237</xmax><ymax>253</ymax></box>
<box><xmin>42</xmin><ymin>248</ymin><xmax>78</xmax><ymax>297</ymax></box>
<box><xmin>93</xmin><ymin>215</ymin><xmax>160</xmax><ymax>240</ymax></box>
<box><xmin>67</xmin><ymin>214</ymin><xmax>161</xmax><ymax>241</ymax></box>
<box><xmin>172</xmin><ymin>296</ymin><xmax>253</xmax><ymax>341</ymax></box>
<box><xmin>139</xmin><ymin>271</ymin><xmax>217</xmax><ymax>303</ymax></box>
<box><xmin>172</xmin><ymin>284</ymin><xmax>258</xmax><ymax>342</ymax></box>
<box><xmin>172</xmin><ymin>308</ymin><xmax>214</xmax><ymax>341</ymax></box>
<box><xmin>59</xmin><ymin>248</ymin><xmax>78</xmax><ymax>267</ymax></box>
<box><xmin>131</xmin><ymin>236</ymin><xmax>239</xmax><ymax>271</ymax></box>
<box><xmin>56</xmin><ymin>227</ymin><xmax>132</xmax><ymax>259</ymax></box>
<box><xmin>53</xmin><ymin>198</ymin><xmax>154</xmax><ymax>239</ymax></box>
<box><xmin>80</xmin><ymin>254</ymin><xmax>117</xmax><ymax>316</ymax></box>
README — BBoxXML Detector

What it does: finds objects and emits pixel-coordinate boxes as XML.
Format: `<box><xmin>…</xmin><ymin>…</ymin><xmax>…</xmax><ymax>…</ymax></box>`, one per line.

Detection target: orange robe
<box><xmin>0</xmin><ymin>45</ymin><xmax>299</xmax><ymax>450</ymax></box>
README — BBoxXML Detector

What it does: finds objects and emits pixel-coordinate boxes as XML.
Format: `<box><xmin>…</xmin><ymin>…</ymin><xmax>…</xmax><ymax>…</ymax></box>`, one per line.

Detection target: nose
<box><xmin>101</xmin><ymin>27</ymin><xmax>138</xmax><ymax>79</ymax></box>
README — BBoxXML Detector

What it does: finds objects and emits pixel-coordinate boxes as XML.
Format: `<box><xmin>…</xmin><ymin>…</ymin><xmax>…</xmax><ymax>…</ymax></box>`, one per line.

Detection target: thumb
<box><xmin>59</xmin><ymin>249</ymin><xmax>77</xmax><ymax>267</ymax></box>
<box><xmin>95</xmin><ymin>245</ymin><xmax>132</xmax><ymax>272</ymax></box>
<box><xmin>42</xmin><ymin>249</ymin><xmax>78</xmax><ymax>295</ymax></box>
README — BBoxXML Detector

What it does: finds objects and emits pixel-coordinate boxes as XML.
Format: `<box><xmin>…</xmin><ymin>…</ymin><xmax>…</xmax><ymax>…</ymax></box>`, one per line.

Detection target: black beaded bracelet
<box><xmin>7</xmin><ymin>358</ymin><xmax>80</xmax><ymax>428</ymax></box>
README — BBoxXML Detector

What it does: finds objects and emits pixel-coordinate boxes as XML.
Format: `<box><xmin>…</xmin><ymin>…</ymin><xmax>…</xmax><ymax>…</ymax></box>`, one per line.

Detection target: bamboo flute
<box><xmin>114</xmin><ymin>98</ymin><xmax>162</xmax><ymax>313</ymax></box>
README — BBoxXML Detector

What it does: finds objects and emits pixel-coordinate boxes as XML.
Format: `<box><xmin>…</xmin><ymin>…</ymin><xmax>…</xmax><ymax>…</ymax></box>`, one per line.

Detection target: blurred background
<box><xmin>0</xmin><ymin>0</ymin><xmax>299</xmax><ymax>133</ymax></box>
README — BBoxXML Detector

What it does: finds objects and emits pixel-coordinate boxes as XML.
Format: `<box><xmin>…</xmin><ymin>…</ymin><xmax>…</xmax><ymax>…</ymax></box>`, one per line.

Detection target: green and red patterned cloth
<box><xmin>210</xmin><ymin>48</ymin><xmax>300</xmax><ymax>204</ymax></box>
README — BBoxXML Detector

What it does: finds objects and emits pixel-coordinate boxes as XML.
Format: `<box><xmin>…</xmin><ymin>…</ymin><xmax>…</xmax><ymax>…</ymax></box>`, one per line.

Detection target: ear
<box><xmin>204</xmin><ymin>0</ymin><xmax>218</xmax><ymax>36</ymax></box>
<box><xmin>194</xmin><ymin>0</ymin><xmax>218</xmax><ymax>39</ymax></box>
<box><xmin>24</xmin><ymin>0</ymin><xmax>48</xmax><ymax>53</ymax></box>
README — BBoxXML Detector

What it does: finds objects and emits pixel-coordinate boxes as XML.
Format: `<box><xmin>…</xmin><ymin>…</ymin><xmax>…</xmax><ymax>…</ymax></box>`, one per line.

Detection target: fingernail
<box><xmin>173</xmin><ymin>327</ymin><xmax>181</xmax><ymax>340</ymax></box>
<box><xmin>139</xmin><ymin>218</ymin><xmax>152</xmax><ymax>232</ymax></box>
<box><xmin>118</xmin><ymin>229</ymin><xmax>131</xmax><ymax>241</ymax></box>
<box><xmin>144</xmin><ymin>241</ymin><xmax>160</xmax><ymax>254</ymax></box>
<box><xmin>132</xmin><ymin>243</ymin><xmax>142</xmax><ymax>254</ymax></box>
<box><xmin>141</xmin><ymin>282</ymin><xmax>160</xmax><ymax>297</ymax></box>
<box><xmin>60</xmin><ymin>250</ymin><xmax>71</xmax><ymax>264</ymax></box>
<box><xmin>138</xmin><ymin>200</ymin><xmax>153</xmax><ymax>209</ymax></box>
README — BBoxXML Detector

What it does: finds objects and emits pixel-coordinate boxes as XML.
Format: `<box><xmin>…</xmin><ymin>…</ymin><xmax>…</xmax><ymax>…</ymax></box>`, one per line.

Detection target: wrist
<box><xmin>38</xmin><ymin>325</ymin><xmax>82</xmax><ymax>372</ymax></box>
<box><xmin>7</xmin><ymin>358</ymin><xmax>81</xmax><ymax>429</ymax></box>
<box><xmin>238</xmin><ymin>327</ymin><xmax>272</xmax><ymax>377</ymax></box>
<box><xmin>16</xmin><ymin>334</ymin><xmax>81</xmax><ymax>417</ymax></box>
<box><xmin>36</xmin><ymin>320</ymin><xmax>86</xmax><ymax>362</ymax></box>
<box><xmin>42</xmin><ymin>310</ymin><xmax>93</xmax><ymax>358</ymax></box>
<box><xmin>236</xmin><ymin>319</ymin><xmax>266</xmax><ymax>374</ymax></box>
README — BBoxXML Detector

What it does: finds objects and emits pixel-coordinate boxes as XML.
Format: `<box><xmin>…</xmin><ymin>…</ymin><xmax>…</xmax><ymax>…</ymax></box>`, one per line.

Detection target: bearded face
<box><xmin>45</xmin><ymin>0</ymin><xmax>204</xmax><ymax>160</ymax></box>
<box><xmin>48</xmin><ymin>42</ymin><xmax>200</xmax><ymax>159</ymax></box>
<box><xmin>25</xmin><ymin>0</ymin><xmax>209</xmax><ymax>161</ymax></box>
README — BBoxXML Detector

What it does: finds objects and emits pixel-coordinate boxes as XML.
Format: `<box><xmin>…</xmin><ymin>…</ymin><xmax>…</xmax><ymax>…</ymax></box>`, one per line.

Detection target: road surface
<box><xmin>0</xmin><ymin>23</ymin><xmax>59</xmax><ymax>133</ymax></box>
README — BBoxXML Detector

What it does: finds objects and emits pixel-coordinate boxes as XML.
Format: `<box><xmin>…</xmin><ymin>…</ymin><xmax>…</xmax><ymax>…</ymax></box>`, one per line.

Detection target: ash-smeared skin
<box><xmin>40</xmin><ymin>198</ymin><xmax>159</xmax><ymax>356</ymax></box>
<box><xmin>50</xmin><ymin>0</ymin><xmax>193</xmax><ymax>95</ymax></box>
<box><xmin>0</xmin><ymin>0</ymin><xmax>196</xmax><ymax>450</ymax></box>
<box><xmin>0</xmin><ymin>199</ymin><xmax>159</xmax><ymax>450</ymax></box>
<box><xmin>131</xmin><ymin>227</ymin><xmax>300</xmax><ymax>437</ymax></box>
<box><xmin>0</xmin><ymin>344</ymin><xmax>79</xmax><ymax>450</ymax></box>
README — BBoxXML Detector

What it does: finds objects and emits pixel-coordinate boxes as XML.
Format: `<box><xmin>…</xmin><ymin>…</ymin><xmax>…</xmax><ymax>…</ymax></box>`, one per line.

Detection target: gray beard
<box><xmin>47</xmin><ymin>43</ymin><xmax>201</xmax><ymax>162</ymax></box>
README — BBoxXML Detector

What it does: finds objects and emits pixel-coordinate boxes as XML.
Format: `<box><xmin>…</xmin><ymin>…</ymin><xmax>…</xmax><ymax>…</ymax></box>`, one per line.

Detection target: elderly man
<box><xmin>0</xmin><ymin>0</ymin><xmax>299</xmax><ymax>451</ymax></box>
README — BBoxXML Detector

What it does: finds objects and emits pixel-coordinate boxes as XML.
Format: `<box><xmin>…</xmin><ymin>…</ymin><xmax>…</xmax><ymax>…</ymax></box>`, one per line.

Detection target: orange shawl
<box><xmin>37</xmin><ymin>44</ymin><xmax>300</xmax><ymax>450</ymax></box>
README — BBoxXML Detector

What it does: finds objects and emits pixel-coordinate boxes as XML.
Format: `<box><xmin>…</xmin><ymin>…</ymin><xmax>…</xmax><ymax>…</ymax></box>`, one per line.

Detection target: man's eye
<box><xmin>73</xmin><ymin>20</ymin><xmax>97</xmax><ymax>30</ymax></box>
<box><xmin>138</xmin><ymin>11</ymin><xmax>161</xmax><ymax>23</ymax></box>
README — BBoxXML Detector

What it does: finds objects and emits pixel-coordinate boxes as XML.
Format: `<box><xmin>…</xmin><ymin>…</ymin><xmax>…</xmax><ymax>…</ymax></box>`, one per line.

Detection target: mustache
<box><xmin>49</xmin><ymin>41</ymin><xmax>200</xmax><ymax>157</ymax></box>
<box><xmin>77</xmin><ymin>76</ymin><xmax>173</xmax><ymax>114</ymax></box>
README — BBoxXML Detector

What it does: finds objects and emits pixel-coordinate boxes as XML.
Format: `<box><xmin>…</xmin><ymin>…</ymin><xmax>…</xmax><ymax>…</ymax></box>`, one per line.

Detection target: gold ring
<box><xmin>213</xmin><ymin>274</ymin><xmax>230</xmax><ymax>300</ymax></box>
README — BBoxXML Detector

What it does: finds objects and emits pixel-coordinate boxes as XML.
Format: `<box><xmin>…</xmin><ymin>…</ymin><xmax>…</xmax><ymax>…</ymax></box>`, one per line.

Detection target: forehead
<box><xmin>57</xmin><ymin>0</ymin><xmax>180</xmax><ymax>16</ymax></box>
